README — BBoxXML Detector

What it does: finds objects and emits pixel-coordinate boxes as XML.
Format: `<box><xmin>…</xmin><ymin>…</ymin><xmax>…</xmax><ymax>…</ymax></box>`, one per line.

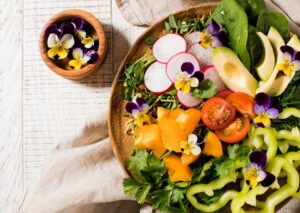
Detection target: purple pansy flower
<box><xmin>277</xmin><ymin>45</ymin><xmax>300</xmax><ymax>77</ymax></box>
<box><xmin>253</xmin><ymin>93</ymin><xmax>279</xmax><ymax>128</ymax></box>
<box><xmin>125</xmin><ymin>98</ymin><xmax>150</xmax><ymax>127</ymax></box>
<box><xmin>175</xmin><ymin>62</ymin><xmax>204</xmax><ymax>93</ymax></box>
<box><xmin>244</xmin><ymin>151</ymin><xmax>276</xmax><ymax>188</ymax></box>
<box><xmin>200</xmin><ymin>19</ymin><xmax>226</xmax><ymax>49</ymax></box>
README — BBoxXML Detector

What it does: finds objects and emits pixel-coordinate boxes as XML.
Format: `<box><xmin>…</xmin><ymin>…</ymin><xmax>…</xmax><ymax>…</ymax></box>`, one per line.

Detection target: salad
<box><xmin>121</xmin><ymin>0</ymin><xmax>300</xmax><ymax>212</ymax></box>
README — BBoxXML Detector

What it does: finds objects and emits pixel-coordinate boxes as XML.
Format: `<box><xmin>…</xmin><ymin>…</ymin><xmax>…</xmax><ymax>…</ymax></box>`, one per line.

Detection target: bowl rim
<box><xmin>39</xmin><ymin>9</ymin><xmax>107</xmax><ymax>79</ymax></box>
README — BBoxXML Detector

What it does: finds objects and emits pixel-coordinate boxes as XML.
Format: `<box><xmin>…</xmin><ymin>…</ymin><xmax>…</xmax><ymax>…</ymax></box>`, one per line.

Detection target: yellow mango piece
<box><xmin>134</xmin><ymin>124</ymin><xmax>163</xmax><ymax>150</ymax></box>
<box><xmin>202</xmin><ymin>132</ymin><xmax>223</xmax><ymax>157</ymax></box>
<box><xmin>164</xmin><ymin>155</ymin><xmax>192</xmax><ymax>182</ymax></box>
<box><xmin>181</xmin><ymin>153</ymin><xmax>200</xmax><ymax>165</ymax></box>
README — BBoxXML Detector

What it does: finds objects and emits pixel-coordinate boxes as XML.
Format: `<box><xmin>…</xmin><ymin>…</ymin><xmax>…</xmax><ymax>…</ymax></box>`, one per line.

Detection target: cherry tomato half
<box><xmin>215</xmin><ymin>116</ymin><xmax>250</xmax><ymax>143</ymax></box>
<box><xmin>215</xmin><ymin>89</ymin><xmax>233</xmax><ymax>99</ymax></box>
<box><xmin>226</xmin><ymin>92</ymin><xmax>255</xmax><ymax>119</ymax></box>
<box><xmin>201</xmin><ymin>97</ymin><xmax>236</xmax><ymax>131</ymax></box>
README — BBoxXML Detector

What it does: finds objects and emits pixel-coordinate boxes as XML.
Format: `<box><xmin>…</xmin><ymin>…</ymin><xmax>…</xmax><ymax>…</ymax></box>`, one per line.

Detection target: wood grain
<box><xmin>0</xmin><ymin>0</ymin><xmax>24</xmax><ymax>212</ymax></box>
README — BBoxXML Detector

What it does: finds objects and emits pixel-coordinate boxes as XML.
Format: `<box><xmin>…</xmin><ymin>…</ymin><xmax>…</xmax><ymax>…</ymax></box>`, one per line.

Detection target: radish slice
<box><xmin>187</xmin><ymin>43</ymin><xmax>213</xmax><ymax>68</ymax></box>
<box><xmin>166</xmin><ymin>52</ymin><xmax>200</xmax><ymax>83</ymax></box>
<box><xmin>177</xmin><ymin>90</ymin><xmax>202</xmax><ymax>108</ymax></box>
<box><xmin>144</xmin><ymin>62</ymin><xmax>173</xmax><ymax>94</ymax></box>
<box><xmin>185</xmin><ymin>31</ymin><xmax>201</xmax><ymax>48</ymax></box>
<box><xmin>202</xmin><ymin>65</ymin><xmax>227</xmax><ymax>92</ymax></box>
<box><xmin>153</xmin><ymin>34</ymin><xmax>187</xmax><ymax>63</ymax></box>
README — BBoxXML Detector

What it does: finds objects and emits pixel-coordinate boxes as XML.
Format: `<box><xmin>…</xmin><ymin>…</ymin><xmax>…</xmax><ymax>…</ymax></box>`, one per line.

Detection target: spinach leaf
<box><xmin>206</xmin><ymin>1</ymin><xmax>224</xmax><ymax>25</ymax></box>
<box><xmin>256</xmin><ymin>12</ymin><xmax>290</xmax><ymax>42</ymax></box>
<box><xmin>246</xmin><ymin>0</ymin><xmax>267</xmax><ymax>23</ymax></box>
<box><xmin>223</xmin><ymin>0</ymin><xmax>251</xmax><ymax>70</ymax></box>
<box><xmin>247</xmin><ymin>25</ymin><xmax>263</xmax><ymax>76</ymax></box>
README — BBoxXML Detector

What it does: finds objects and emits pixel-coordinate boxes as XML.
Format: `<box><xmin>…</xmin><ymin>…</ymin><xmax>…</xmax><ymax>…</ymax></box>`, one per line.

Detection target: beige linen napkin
<box><xmin>18</xmin><ymin>1</ymin><xmax>300</xmax><ymax>213</ymax></box>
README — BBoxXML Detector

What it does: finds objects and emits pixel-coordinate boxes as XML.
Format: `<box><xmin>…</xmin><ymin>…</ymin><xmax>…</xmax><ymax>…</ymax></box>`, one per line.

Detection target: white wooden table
<box><xmin>1</xmin><ymin>0</ymin><xmax>300</xmax><ymax>212</ymax></box>
<box><xmin>0</xmin><ymin>0</ymin><xmax>145</xmax><ymax>212</ymax></box>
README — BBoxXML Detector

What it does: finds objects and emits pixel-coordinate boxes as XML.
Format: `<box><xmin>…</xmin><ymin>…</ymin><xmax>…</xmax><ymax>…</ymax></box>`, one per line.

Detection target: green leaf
<box><xmin>168</xmin><ymin>15</ymin><xmax>178</xmax><ymax>29</ymax></box>
<box><xmin>223</xmin><ymin>0</ymin><xmax>251</xmax><ymax>69</ymax></box>
<box><xmin>191</xmin><ymin>79</ymin><xmax>217</xmax><ymax>99</ymax></box>
<box><xmin>145</xmin><ymin>36</ymin><xmax>156</xmax><ymax>47</ymax></box>
<box><xmin>247</xmin><ymin>25</ymin><xmax>263</xmax><ymax>76</ymax></box>
<box><xmin>227</xmin><ymin>144</ymin><xmax>251</xmax><ymax>160</ymax></box>
<box><xmin>213</xmin><ymin>157</ymin><xmax>234</xmax><ymax>178</ymax></box>
<box><xmin>256</xmin><ymin>12</ymin><xmax>290</xmax><ymax>42</ymax></box>
<box><xmin>123</xmin><ymin>178</ymin><xmax>152</xmax><ymax>204</ymax></box>
<box><xmin>150</xmin><ymin>189</ymin><xmax>171</xmax><ymax>211</ymax></box>
<box><xmin>206</xmin><ymin>2</ymin><xmax>224</xmax><ymax>25</ymax></box>
<box><xmin>165</xmin><ymin>22</ymin><xmax>172</xmax><ymax>32</ymax></box>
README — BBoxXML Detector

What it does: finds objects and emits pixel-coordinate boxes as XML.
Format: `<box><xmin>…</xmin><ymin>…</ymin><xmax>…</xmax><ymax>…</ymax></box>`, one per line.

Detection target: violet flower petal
<box><xmin>254</xmin><ymin>104</ymin><xmax>265</xmax><ymax>115</ymax></box>
<box><xmin>181</xmin><ymin>62</ymin><xmax>195</xmax><ymax>75</ymax></box>
<box><xmin>135</xmin><ymin>97</ymin><xmax>146</xmax><ymax>108</ymax></box>
<box><xmin>192</xmin><ymin>71</ymin><xmax>204</xmax><ymax>83</ymax></box>
<box><xmin>125</xmin><ymin>102</ymin><xmax>139</xmax><ymax>114</ymax></box>
<box><xmin>257</xmin><ymin>169</ymin><xmax>267</xmax><ymax>182</ymax></box>
<box><xmin>250</xmin><ymin>151</ymin><xmax>267</xmax><ymax>168</ymax></box>
<box><xmin>211</xmin><ymin>35</ymin><xmax>223</xmax><ymax>47</ymax></box>
<box><xmin>88</xmin><ymin>52</ymin><xmax>99</xmax><ymax>64</ymax></box>
<box><xmin>291</xmin><ymin>60</ymin><xmax>300</xmax><ymax>71</ymax></box>
<box><xmin>266</xmin><ymin>108</ymin><xmax>279</xmax><ymax>119</ymax></box>
<box><xmin>207</xmin><ymin>20</ymin><xmax>220</xmax><ymax>35</ymax></box>
<box><xmin>280</xmin><ymin>45</ymin><xmax>295</xmax><ymax>59</ymax></box>
<box><xmin>294</xmin><ymin>52</ymin><xmax>300</xmax><ymax>61</ymax></box>
<box><xmin>45</xmin><ymin>24</ymin><xmax>59</xmax><ymax>38</ymax></box>
<box><xmin>72</xmin><ymin>17</ymin><xmax>84</xmax><ymax>30</ymax></box>
<box><xmin>255</xmin><ymin>93</ymin><xmax>271</xmax><ymax>109</ymax></box>
<box><xmin>261</xmin><ymin>171</ymin><xmax>276</xmax><ymax>187</ymax></box>
<box><xmin>60</xmin><ymin>22</ymin><xmax>75</xmax><ymax>36</ymax></box>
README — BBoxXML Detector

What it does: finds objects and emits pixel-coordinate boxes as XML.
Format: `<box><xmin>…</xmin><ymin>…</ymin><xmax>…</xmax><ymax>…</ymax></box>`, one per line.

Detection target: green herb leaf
<box><xmin>191</xmin><ymin>79</ymin><xmax>217</xmax><ymax>99</ymax></box>
<box><xmin>256</xmin><ymin>12</ymin><xmax>290</xmax><ymax>42</ymax></box>
<box><xmin>123</xmin><ymin>178</ymin><xmax>152</xmax><ymax>204</ymax></box>
<box><xmin>214</xmin><ymin>157</ymin><xmax>234</xmax><ymax>178</ymax></box>
<box><xmin>247</xmin><ymin>25</ymin><xmax>263</xmax><ymax>76</ymax></box>
<box><xmin>168</xmin><ymin>15</ymin><xmax>178</xmax><ymax>29</ymax></box>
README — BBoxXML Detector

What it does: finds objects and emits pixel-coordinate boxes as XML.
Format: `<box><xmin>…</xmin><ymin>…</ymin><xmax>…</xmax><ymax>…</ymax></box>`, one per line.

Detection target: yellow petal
<box><xmin>81</xmin><ymin>37</ymin><xmax>94</xmax><ymax>48</ymax></box>
<box><xmin>72</xmin><ymin>48</ymin><xmax>83</xmax><ymax>60</ymax></box>
<box><xmin>47</xmin><ymin>47</ymin><xmax>58</xmax><ymax>59</ymax></box>
<box><xmin>69</xmin><ymin>59</ymin><xmax>83</xmax><ymax>70</ymax></box>
<box><xmin>57</xmin><ymin>47</ymin><xmax>68</xmax><ymax>60</ymax></box>
<box><xmin>175</xmin><ymin>80</ymin><xmax>184</xmax><ymax>90</ymax></box>
<box><xmin>181</xmin><ymin>83</ymin><xmax>191</xmax><ymax>93</ymax></box>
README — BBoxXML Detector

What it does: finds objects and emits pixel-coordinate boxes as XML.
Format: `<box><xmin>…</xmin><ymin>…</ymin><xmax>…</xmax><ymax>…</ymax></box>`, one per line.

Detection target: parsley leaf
<box><xmin>191</xmin><ymin>79</ymin><xmax>217</xmax><ymax>99</ymax></box>
<box><xmin>123</xmin><ymin>178</ymin><xmax>151</xmax><ymax>204</ymax></box>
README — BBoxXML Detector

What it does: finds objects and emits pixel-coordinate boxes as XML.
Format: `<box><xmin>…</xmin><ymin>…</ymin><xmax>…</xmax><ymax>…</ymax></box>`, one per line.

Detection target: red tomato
<box><xmin>215</xmin><ymin>116</ymin><xmax>250</xmax><ymax>143</ymax></box>
<box><xmin>226</xmin><ymin>92</ymin><xmax>255</xmax><ymax>119</ymax></box>
<box><xmin>201</xmin><ymin>97</ymin><xmax>236</xmax><ymax>131</ymax></box>
<box><xmin>215</xmin><ymin>90</ymin><xmax>233</xmax><ymax>99</ymax></box>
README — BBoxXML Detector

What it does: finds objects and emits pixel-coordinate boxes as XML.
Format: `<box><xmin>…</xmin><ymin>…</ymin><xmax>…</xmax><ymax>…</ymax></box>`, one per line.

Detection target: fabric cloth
<box><xmin>18</xmin><ymin>0</ymin><xmax>300</xmax><ymax>213</ymax></box>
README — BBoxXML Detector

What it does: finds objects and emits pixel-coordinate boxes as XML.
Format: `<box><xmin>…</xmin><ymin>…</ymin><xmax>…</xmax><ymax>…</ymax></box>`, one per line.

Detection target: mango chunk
<box><xmin>202</xmin><ymin>132</ymin><xmax>223</xmax><ymax>157</ymax></box>
<box><xmin>158</xmin><ymin>118</ymin><xmax>188</xmax><ymax>152</ymax></box>
<box><xmin>134</xmin><ymin>124</ymin><xmax>163</xmax><ymax>150</ymax></box>
<box><xmin>175</xmin><ymin>108</ymin><xmax>202</xmax><ymax>135</ymax></box>
<box><xmin>181</xmin><ymin>153</ymin><xmax>200</xmax><ymax>165</ymax></box>
<box><xmin>164</xmin><ymin>155</ymin><xmax>192</xmax><ymax>182</ymax></box>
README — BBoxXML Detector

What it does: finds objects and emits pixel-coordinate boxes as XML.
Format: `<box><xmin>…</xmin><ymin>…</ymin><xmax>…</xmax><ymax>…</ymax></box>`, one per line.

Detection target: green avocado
<box><xmin>256</xmin><ymin>27</ymin><xmax>285</xmax><ymax>95</ymax></box>
<box><xmin>212</xmin><ymin>47</ymin><xmax>258</xmax><ymax>96</ymax></box>
<box><xmin>255</xmin><ymin>32</ymin><xmax>275</xmax><ymax>81</ymax></box>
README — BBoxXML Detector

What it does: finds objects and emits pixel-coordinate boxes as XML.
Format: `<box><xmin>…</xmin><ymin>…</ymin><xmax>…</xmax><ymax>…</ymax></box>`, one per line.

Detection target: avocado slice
<box><xmin>255</xmin><ymin>32</ymin><xmax>275</xmax><ymax>81</ymax></box>
<box><xmin>256</xmin><ymin>27</ymin><xmax>285</xmax><ymax>95</ymax></box>
<box><xmin>268</xmin><ymin>34</ymin><xmax>300</xmax><ymax>96</ymax></box>
<box><xmin>212</xmin><ymin>47</ymin><xmax>258</xmax><ymax>96</ymax></box>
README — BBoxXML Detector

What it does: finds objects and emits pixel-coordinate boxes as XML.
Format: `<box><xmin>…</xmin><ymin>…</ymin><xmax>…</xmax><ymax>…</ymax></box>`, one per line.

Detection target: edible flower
<box><xmin>253</xmin><ymin>93</ymin><xmax>279</xmax><ymax>128</ymax></box>
<box><xmin>244</xmin><ymin>151</ymin><xmax>275</xmax><ymax>188</ymax></box>
<box><xmin>68</xmin><ymin>48</ymin><xmax>98</xmax><ymax>70</ymax></box>
<box><xmin>81</xmin><ymin>33</ymin><xmax>98</xmax><ymax>48</ymax></box>
<box><xmin>277</xmin><ymin>45</ymin><xmax>300</xmax><ymax>77</ymax></box>
<box><xmin>125</xmin><ymin>97</ymin><xmax>151</xmax><ymax>127</ymax></box>
<box><xmin>47</xmin><ymin>33</ymin><xmax>75</xmax><ymax>59</ymax></box>
<box><xmin>180</xmin><ymin>134</ymin><xmax>203</xmax><ymax>156</ymax></box>
<box><xmin>175</xmin><ymin>62</ymin><xmax>204</xmax><ymax>93</ymax></box>
<box><xmin>200</xmin><ymin>19</ymin><xmax>225</xmax><ymax>49</ymax></box>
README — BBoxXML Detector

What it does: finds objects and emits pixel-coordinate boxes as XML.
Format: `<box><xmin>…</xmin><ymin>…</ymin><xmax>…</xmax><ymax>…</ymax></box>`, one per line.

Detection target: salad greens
<box><xmin>120</xmin><ymin>0</ymin><xmax>300</xmax><ymax>212</ymax></box>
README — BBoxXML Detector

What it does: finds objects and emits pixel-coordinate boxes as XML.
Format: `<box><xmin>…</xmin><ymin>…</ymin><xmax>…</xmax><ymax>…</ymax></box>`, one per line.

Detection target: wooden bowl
<box><xmin>108</xmin><ymin>2</ymin><xmax>219</xmax><ymax>174</ymax></box>
<box><xmin>39</xmin><ymin>9</ymin><xmax>107</xmax><ymax>79</ymax></box>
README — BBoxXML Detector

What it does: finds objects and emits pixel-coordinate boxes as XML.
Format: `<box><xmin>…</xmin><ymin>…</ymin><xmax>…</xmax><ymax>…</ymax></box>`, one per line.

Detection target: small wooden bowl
<box><xmin>39</xmin><ymin>9</ymin><xmax>107</xmax><ymax>79</ymax></box>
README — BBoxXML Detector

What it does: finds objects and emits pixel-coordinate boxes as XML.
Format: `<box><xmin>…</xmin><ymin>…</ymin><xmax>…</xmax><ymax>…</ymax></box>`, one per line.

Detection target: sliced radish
<box><xmin>185</xmin><ymin>31</ymin><xmax>201</xmax><ymax>48</ymax></box>
<box><xmin>177</xmin><ymin>90</ymin><xmax>202</xmax><ymax>108</ymax></box>
<box><xmin>144</xmin><ymin>62</ymin><xmax>173</xmax><ymax>94</ymax></box>
<box><xmin>166</xmin><ymin>52</ymin><xmax>200</xmax><ymax>83</ymax></box>
<box><xmin>187</xmin><ymin>43</ymin><xmax>213</xmax><ymax>69</ymax></box>
<box><xmin>202</xmin><ymin>65</ymin><xmax>227</xmax><ymax>92</ymax></box>
<box><xmin>152</xmin><ymin>33</ymin><xmax>187</xmax><ymax>63</ymax></box>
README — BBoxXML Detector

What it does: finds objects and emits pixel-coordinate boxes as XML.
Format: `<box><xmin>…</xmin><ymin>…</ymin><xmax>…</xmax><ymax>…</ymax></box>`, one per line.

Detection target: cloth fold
<box><xmin>18</xmin><ymin>0</ymin><xmax>300</xmax><ymax>212</ymax></box>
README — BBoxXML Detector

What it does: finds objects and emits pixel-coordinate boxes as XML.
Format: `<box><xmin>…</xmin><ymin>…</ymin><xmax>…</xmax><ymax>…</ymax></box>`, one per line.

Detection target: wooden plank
<box><xmin>0</xmin><ymin>0</ymin><xmax>24</xmax><ymax>212</ymax></box>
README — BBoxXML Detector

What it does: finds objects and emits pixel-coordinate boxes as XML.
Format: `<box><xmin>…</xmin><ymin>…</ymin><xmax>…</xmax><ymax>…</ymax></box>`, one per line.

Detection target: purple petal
<box><xmin>60</xmin><ymin>22</ymin><xmax>75</xmax><ymax>36</ymax></box>
<box><xmin>207</xmin><ymin>19</ymin><xmax>220</xmax><ymax>35</ymax></box>
<box><xmin>181</xmin><ymin>62</ymin><xmax>195</xmax><ymax>75</ymax></box>
<box><xmin>211</xmin><ymin>36</ymin><xmax>223</xmax><ymax>47</ymax></box>
<box><xmin>269</xmin><ymin>102</ymin><xmax>283</xmax><ymax>113</ymax></box>
<box><xmin>72</xmin><ymin>17</ymin><xmax>84</xmax><ymax>30</ymax></box>
<box><xmin>291</xmin><ymin>60</ymin><xmax>300</xmax><ymax>71</ymax></box>
<box><xmin>87</xmin><ymin>51</ymin><xmax>99</xmax><ymax>64</ymax></box>
<box><xmin>250</xmin><ymin>151</ymin><xmax>267</xmax><ymax>168</ymax></box>
<box><xmin>261</xmin><ymin>171</ymin><xmax>276</xmax><ymax>187</ymax></box>
<box><xmin>125</xmin><ymin>102</ymin><xmax>139</xmax><ymax>114</ymax></box>
<box><xmin>266</xmin><ymin>108</ymin><xmax>279</xmax><ymax>119</ymax></box>
<box><xmin>294</xmin><ymin>52</ymin><xmax>300</xmax><ymax>61</ymax></box>
<box><xmin>255</xmin><ymin>93</ymin><xmax>270</xmax><ymax>109</ymax></box>
<box><xmin>280</xmin><ymin>45</ymin><xmax>294</xmax><ymax>58</ymax></box>
<box><xmin>192</xmin><ymin>71</ymin><xmax>204</xmax><ymax>82</ymax></box>
<box><xmin>135</xmin><ymin>97</ymin><xmax>146</xmax><ymax>107</ymax></box>
<box><xmin>45</xmin><ymin>24</ymin><xmax>59</xmax><ymax>38</ymax></box>
<box><xmin>254</xmin><ymin>104</ymin><xmax>265</xmax><ymax>115</ymax></box>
